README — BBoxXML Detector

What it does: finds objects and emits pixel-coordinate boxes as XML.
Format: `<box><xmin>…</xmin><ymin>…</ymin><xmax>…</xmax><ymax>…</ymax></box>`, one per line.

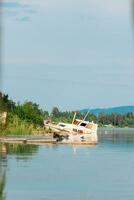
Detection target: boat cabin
<box><xmin>73</xmin><ymin>119</ymin><xmax>88</xmax><ymax>126</ymax></box>
<box><xmin>58</xmin><ymin>119</ymin><xmax>97</xmax><ymax>132</ymax></box>
<box><xmin>73</xmin><ymin>119</ymin><xmax>97</xmax><ymax>131</ymax></box>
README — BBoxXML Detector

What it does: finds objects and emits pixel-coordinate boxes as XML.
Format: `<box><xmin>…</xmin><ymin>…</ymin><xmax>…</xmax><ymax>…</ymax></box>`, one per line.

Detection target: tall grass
<box><xmin>0</xmin><ymin>115</ymin><xmax>48</xmax><ymax>136</ymax></box>
<box><xmin>2</xmin><ymin>115</ymin><xmax>34</xmax><ymax>136</ymax></box>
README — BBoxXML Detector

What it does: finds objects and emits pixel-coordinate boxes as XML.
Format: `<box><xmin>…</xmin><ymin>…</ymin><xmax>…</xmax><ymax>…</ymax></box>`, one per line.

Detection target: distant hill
<box><xmin>81</xmin><ymin>106</ymin><xmax>134</xmax><ymax>115</ymax></box>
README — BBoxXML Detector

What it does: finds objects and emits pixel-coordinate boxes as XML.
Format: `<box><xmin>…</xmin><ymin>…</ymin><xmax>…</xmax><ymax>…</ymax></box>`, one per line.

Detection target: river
<box><xmin>0</xmin><ymin>128</ymin><xmax>134</xmax><ymax>200</ymax></box>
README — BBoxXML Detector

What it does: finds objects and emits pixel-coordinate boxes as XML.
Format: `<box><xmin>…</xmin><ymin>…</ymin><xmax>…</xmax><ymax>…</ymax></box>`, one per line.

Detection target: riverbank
<box><xmin>0</xmin><ymin>135</ymin><xmax>57</xmax><ymax>145</ymax></box>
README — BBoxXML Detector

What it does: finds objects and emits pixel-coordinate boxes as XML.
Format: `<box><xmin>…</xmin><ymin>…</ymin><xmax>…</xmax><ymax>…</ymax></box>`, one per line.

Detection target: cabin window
<box><xmin>80</xmin><ymin>123</ymin><xmax>87</xmax><ymax>127</ymax></box>
<box><xmin>59</xmin><ymin>124</ymin><xmax>65</xmax><ymax>127</ymax></box>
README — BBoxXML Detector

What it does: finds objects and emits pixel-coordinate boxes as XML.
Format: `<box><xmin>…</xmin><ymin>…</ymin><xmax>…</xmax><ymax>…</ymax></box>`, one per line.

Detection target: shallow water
<box><xmin>1</xmin><ymin>128</ymin><xmax>134</xmax><ymax>200</ymax></box>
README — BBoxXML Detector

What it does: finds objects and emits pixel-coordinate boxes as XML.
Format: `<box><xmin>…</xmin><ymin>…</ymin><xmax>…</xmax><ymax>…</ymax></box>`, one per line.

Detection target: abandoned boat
<box><xmin>44</xmin><ymin>113</ymin><xmax>98</xmax><ymax>144</ymax></box>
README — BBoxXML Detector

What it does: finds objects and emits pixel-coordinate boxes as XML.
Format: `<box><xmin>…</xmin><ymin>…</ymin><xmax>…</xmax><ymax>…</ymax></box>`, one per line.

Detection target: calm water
<box><xmin>1</xmin><ymin>128</ymin><xmax>134</xmax><ymax>200</ymax></box>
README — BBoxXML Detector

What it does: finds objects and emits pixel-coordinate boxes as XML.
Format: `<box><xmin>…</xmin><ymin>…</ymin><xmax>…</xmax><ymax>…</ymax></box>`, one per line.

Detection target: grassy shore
<box><xmin>0</xmin><ymin>116</ymin><xmax>50</xmax><ymax>136</ymax></box>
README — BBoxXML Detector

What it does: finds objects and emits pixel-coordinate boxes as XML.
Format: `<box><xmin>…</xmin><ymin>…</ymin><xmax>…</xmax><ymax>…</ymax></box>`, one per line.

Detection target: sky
<box><xmin>0</xmin><ymin>0</ymin><xmax>134</xmax><ymax>111</ymax></box>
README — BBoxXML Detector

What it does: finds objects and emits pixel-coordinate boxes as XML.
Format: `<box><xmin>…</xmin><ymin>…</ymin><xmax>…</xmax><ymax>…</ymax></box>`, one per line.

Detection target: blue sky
<box><xmin>1</xmin><ymin>0</ymin><xmax>134</xmax><ymax>111</ymax></box>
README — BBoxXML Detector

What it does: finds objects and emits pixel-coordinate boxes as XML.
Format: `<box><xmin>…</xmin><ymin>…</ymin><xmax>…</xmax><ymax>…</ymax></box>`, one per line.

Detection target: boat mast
<box><xmin>83</xmin><ymin>109</ymin><xmax>90</xmax><ymax>121</ymax></box>
<box><xmin>72</xmin><ymin>112</ymin><xmax>77</xmax><ymax>124</ymax></box>
<box><xmin>77</xmin><ymin>110</ymin><xmax>90</xmax><ymax>127</ymax></box>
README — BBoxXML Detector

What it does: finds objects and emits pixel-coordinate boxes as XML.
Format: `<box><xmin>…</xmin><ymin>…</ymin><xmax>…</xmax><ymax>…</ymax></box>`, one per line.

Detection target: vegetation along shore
<box><xmin>0</xmin><ymin>92</ymin><xmax>134</xmax><ymax>136</ymax></box>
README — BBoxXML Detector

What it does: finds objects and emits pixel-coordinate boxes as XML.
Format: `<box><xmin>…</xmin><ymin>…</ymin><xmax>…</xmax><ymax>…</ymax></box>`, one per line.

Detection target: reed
<box><xmin>2</xmin><ymin>115</ymin><xmax>33</xmax><ymax>136</ymax></box>
<box><xmin>0</xmin><ymin>115</ymin><xmax>48</xmax><ymax>136</ymax></box>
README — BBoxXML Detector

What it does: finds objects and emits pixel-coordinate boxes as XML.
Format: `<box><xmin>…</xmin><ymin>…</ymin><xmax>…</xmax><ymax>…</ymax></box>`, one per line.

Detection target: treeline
<box><xmin>97</xmin><ymin>112</ymin><xmax>134</xmax><ymax>127</ymax></box>
<box><xmin>51</xmin><ymin>107</ymin><xmax>134</xmax><ymax>128</ymax></box>
<box><xmin>0</xmin><ymin>93</ymin><xmax>49</xmax><ymax>135</ymax></box>
<box><xmin>0</xmin><ymin>92</ymin><xmax>49</xmax><ymax>125</ymax></box>
<box><xmin>1</xmin><ymin>92</ymin><xmax>134</xmax><ymax>135</ymax></box>
<box><xmin>51</xmin><ymin>107</ymin><xmax>97</xmax><ymax>123</ymax></box>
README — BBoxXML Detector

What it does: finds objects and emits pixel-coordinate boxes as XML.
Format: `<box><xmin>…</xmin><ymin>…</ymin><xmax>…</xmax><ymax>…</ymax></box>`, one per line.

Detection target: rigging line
<box><xmin>83</xmin><ymin>108</ymin><xmax>90</xmax><ymax>121</ymax></box>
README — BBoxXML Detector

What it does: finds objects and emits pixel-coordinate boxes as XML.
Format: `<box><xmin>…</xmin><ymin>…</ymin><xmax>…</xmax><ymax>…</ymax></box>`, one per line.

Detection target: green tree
<box><xmin>51</xmin><ymin>107</ymin><xmax>60</xmax><ymax>118</ymax></box>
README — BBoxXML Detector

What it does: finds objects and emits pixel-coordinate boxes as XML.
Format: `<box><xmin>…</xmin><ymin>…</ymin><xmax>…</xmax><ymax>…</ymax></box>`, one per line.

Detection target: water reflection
<box><xmin>0</xmin><ymin>171</ymin><xmax>6</xmax><ymax>200</ymax></box>
<box><xmin>98</xmin><ymin>128</ymin><xmax>134</xmax><ymax>143</ymax></box>
<box><xmin>0</xmin><ymin>143</ymin><xmax>39</xmax><ymax>160</ymax></box>
<box><xmin>0</xmin><ymin>143</ymin><xmax>39</xmax><ymax>200</ymax></box>
<box><xmin>0</xmin><ymin>145</ymin><xmax>7</xmax><ymax>200</ymax></box>
<box><xmin>0</xmin><ymin>129</ymin><xmax>134</xmax><ymax>200</ymax></box>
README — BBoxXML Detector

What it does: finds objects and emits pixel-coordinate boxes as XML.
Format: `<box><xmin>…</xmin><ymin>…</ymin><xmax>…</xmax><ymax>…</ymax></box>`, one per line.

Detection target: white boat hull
<box><xmin>61</xmin><ymin>133</ymin><xmax>98</xmax><ymax>144</ymax></box>
<box><xmin>44</xmin><ymin>113</ymin><xmax>98</xmax><ymax>144</ymax></box>
<box><xmin>45</xmin><ymin>123</ymin><xmax>98</xmax><ymax>144</ymax></box>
